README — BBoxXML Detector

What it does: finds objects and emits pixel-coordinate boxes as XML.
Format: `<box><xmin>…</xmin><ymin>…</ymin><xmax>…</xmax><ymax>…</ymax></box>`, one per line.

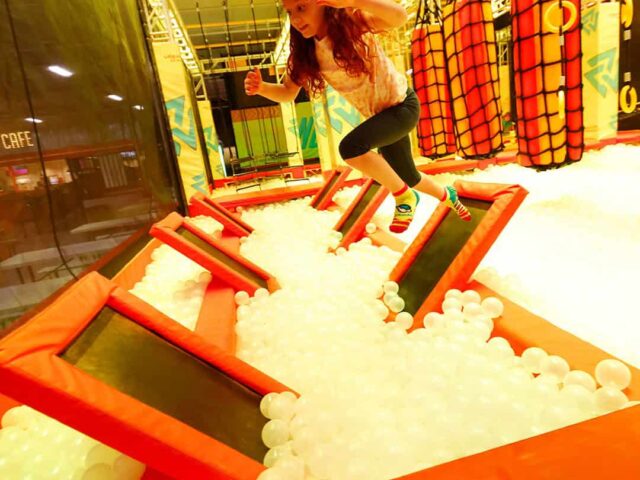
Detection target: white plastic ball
<box><xmin>441</xmin><ymin>297</ymin><xmax>462</xmax><ymax>313</ymax></box>
<box><xmin>595</xmin><ymin>359</ymin><xmax>632</xmax><ymax>391</ymax></box>
<box><xmin>388</xmin><ymin>296</ymin><xmax>405</xmax><ymax>313</ymax></box>
<box><xmin>234</xmin><ymin>291</ymin><xmax>250</xmax><ymax>306</ymax></box>
<box><xmin>261</xmin><ymin>420</ymin><xmax>290</xmax><ymax>448</ymax></box>
<box><xmin>460</xmin><ymin>289</ymin><xmax>481</xmax><ymax>305</ymax></box>
<box><xmin>521</xmin><ymin>347</ymin><xmax>548</xmax><ymax>374</ymax></box>
<box><xmin>268</xmin><ymin>393</ymin><xmax>296</xmax><ymax>421</ymax></box>
<box><xmin>563</xmin><ymin>370</ymin><xmax>597</xmax><ymax>393</ymax></box>
<box><xmin>539</xmin><ymin>355</ymin><xmax>570</xmax><ymax>383</ymax></box>
<box><xmin>255</xmin><ymin>288</ymin><xmax>270</xmax><ymax>300</ymax></box>
<box><xmin>480</xmin><ymin>297</ymin><xmax>504</xmax><ymax>319</ymax></box>
<box><xmin>260</xmin><ymin>393</ymin><xmax>279</xmax><ymax>418</ymax></box>
<box><xmin>395</xmin><ymin>312</ymin><xmax>413</xmax><ymax>331</ymax></box>
<box><xmin>423</xmin><ymin>312</ymin><xmax>443</xmax><ymax>329</ymax></box>
<box><xmin>444</xmin><ymin>289</ymin><xmax>462</xmax><ymax>300</ymax></box>
<box><xmin>365</xmin><ymin>223</ymin><xmax>377</xmax><ymax>234</ymax></box>
<box><xmin>594</xmin><ymin>387</ymin><xmax>628</xmax><ymax>413</ymax></box>
<box><xmin>383</xmin><ymin>281</ymin><xmax>399</xmax><ymax>294</ymax></box>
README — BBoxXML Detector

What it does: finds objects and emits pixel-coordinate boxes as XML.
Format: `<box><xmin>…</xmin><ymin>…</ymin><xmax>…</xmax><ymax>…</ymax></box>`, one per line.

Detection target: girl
<box><xmin>244</xmin><ymin>0</ymin><xmax>471</xmax><ymax>232</ymax></box>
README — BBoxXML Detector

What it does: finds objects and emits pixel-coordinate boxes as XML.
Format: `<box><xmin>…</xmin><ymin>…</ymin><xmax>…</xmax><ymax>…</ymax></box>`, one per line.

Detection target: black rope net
<box><xmin>412</xmin><ymin>0</ymin><xmax>504</xmax><ymax>159</ymax></box>
<box><xmin>442</xmin><ymin>0</ymin><xmax>504</xmax><ymax>158</ymax></box>
<box><xmin>511</xmin><ymin>0</ymin><xmax>584</xmax><ymax>166</ymax></box>
<box><xmin>411</xmin><ymin>0</ymin><xmax>456</xmax><ymax>158</ymax></box>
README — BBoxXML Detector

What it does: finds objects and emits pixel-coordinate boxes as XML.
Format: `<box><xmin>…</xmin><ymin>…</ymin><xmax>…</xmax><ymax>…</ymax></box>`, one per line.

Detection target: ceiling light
<box><xmin>25</xmin><ymin>117</ymin><xmax>43</xmax><ymax>124</ymax></box>
<box><xmin>47</xmin><ymin>65</ymin><xmax>73</xmax><ymax>77</ymax></box>
<box><xmin>107</xmin><ymin>94</ymin><xmax>124</xmax><ymax>102</ymax></box>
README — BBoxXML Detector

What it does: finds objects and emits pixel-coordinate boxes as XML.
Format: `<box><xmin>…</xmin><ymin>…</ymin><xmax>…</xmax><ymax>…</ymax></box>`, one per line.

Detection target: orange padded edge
<box><xmin>0</xmin><ymin>273</ymin><xmax>292</xmax><ymax>479</ymax></box>
<box><xmin>189</xmin><ymin>192</ymin><xmax>254</xmax><ymax>237</ymax></box>
<box><xmin>195</xmin><ymin>232</ymin><xmax>241</xmax><ymax>355</ymax></box>
<box><xmin>417</xmin><ymin>159</ymin><xmax>479</xmax><ymax>174</ymax></box>
<box><xmin>337</xmin><ymin>184</ymin><xmax>389</xmax><ymax>249</ymax></box>
<box><xmin>216</xmin><ymin>184</ymin><xmax>319</xmax><ymax>209</ymax></box>
<box><xmin>314</xmin><ymin>167</ymin><xmax>353</xmax><ymax>210</ymax></box>
<box><xmin>390</xmin><ymin>181</ymin><xmax>528</xmax><ymax>329</ymax></box>
<box><xmin>310</xmin><ymin>169</ymin><xmax>339</xmax><ymax>209</ymax></box>
<box><xmin>149</xmin><ymin>212</ymin><xmax>279</xmax><ymax>295</ymax></box>
<box><xmin>111</xmin><ymin>238</ymin><xmax>163</xmax><ymax>291</ymax></box>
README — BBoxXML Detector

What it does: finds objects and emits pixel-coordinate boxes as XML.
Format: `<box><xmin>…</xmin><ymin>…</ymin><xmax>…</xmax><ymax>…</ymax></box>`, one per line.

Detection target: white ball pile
<box><xmin>0</xmin><ymin>406</ymin><xmax>144</xmax><ymax>479</ymax></box>
<box><xmin>330</xmin><ymin>185</ymin><xmax>362</xmax><ymax>212</ymax></box>
<box><xmin>229</xmin><ymin>198</ymin><xmax>637</xmax><ymax>479</ymax></box>
<box><xmin>251</xmin><ymin>289</ymin><xmax>634</xmax><ymax>480</ymax></box>
<box><xmin>129</xmin><ymin>215</ymin><xmax>222</xmax><ymax>331</ymax></box>
<box><xmin>239</xmin><ymin>198</ymin><xmax>345</xmax><ymax>284</ymax></box>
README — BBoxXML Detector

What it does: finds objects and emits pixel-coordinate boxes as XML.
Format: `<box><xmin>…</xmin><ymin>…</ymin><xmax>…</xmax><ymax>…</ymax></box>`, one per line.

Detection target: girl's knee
<box><xmin>339</xmin><ymin>135</ymin><xmax>368</xmax><ymax>160</ymax></box>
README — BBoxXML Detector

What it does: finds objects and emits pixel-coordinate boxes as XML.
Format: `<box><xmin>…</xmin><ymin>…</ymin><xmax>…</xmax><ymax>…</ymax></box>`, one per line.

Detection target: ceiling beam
<box><xmin>185</xmin><ymin>18</ymin><xmax>282</xmax><ymax>30</ymax></box>
<box><xmin>194</xmin><ymin>38</ymin><xmax>277</xmax><ymax>50</ymax></box>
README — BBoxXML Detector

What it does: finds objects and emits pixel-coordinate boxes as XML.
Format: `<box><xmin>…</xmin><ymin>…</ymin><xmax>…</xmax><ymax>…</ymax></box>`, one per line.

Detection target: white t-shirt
<box><xmin>314</xmin><ymin>32</ymin><xmax>408</xmax><ymax>119</ymax></box>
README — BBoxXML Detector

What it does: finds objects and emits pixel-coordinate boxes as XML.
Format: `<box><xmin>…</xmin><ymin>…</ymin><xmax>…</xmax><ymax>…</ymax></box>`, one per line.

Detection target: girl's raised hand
<box><xmin>244</xmin><ymin>68</ymin><xmax>262</xmax><ymax>96</ymax></box>
<box><xmin>316</xmin><ymin>0</ymin><xmax>355</xmax><ymax>8</ymax></box>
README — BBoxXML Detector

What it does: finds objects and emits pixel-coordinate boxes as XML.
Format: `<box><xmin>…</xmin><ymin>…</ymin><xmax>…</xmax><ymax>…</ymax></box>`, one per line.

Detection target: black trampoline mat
<box><xmin>61</xmin><ymin>307</ymin><xmax>268</xmax><ymax>461</ymax></box>
<box><xmin>338</xmin><ymin>183</ymin><xmax>381</xmax><ymax>235</ymax></box>
<box><xmin>311</xmin><ymin>172</ymin><xmax>340</xmax><ymax>208</ymax></box>
<box><xmin>398</xmin><ymin>198</ymin><xmax>491</xmax><ymax>315</ymax></box>
<box><xmin>176</xmin><ymin>227</ymin><xmax>268</xmax><ymax>289</ymax></box>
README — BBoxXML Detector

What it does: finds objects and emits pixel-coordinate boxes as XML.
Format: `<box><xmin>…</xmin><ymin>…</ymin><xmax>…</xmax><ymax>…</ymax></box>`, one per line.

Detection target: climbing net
<box><xmin>412</xmin><ymin>0</ymin><xmax>504</xmax><ymax>159</ymax></box>
<box><xmin>511</xmin><ymin>0</ymin><xmax>584</xmax><ymax>165</ymax></box>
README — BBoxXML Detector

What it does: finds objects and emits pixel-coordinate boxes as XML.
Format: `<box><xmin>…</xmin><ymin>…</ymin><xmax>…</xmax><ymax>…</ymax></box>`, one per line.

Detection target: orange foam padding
<box><xmin>390</xmin><ymin>181</ymin><xmax>528</xmax><ymax>329</ymax></box>
<box><xmin>111</xmin><ymin>238</ymin><xmax>164</xmax><ymax>291</ymax></box>
<box><xmin>616</xmin><ymin>130</ymin><xmax>640</xmax><ymax>144</ymax></box>
<box><xmin>0</xmin><ymin>392</ymin><xmax>19</xmax><ymax>418</ymax></box>
<box><xmin>334</xmin><ymin>180</ymin><xmax>389</xmax><ymax>249</ymax></box>
<box><xmin>189</xmin><ymin>192</ymin><xmax>254</xmax><ymax>237</ymax></box>
<box><xmin>397</xmin><ymin>281</ymin><xmax>640</xmax><ymax>479</ymax></box>
<box><xmin>216</xmin><ymin>183</ymin><xmax>320</xmax><ymax>209</ymax></box>
<box><xmin>443</xmin><ymin>0</ymin><xmax>503</xmax><ymax>158</ymax></box>
<box><xmin>397</xmin><ymin>404</ymin><xmax>640</xmax><ymax>479</ymax></box>
<box><xmin>311</xmin><ymin>167</ymin><xmax>353</xmax><ymax>210</ymax></box>
<box><xmin>150</xmin><ymin>212</ymin><xmax>279</xmax><ymax>295</ymax></box>
<box><xmin>411</xmin><ymin>25</ymin><xmax>457</xmax><ymax>157</ymax></box>
<box><xmin>0</xmin><ymin>272</ymin><xmax>292</xmax><ymax>479</ymax></box>
<box><xmin>212</xmin><ymin>164</ymin><xmax>319</xmax><ymax>189</ymax></box>
<box><xmin>417</xmin><ymin>159</ymin><xmax>479</xmax><ymax>174</ymax></box>
<box><xmin>195</xmin><ymin>232</ymin><xmax>241</xmax><ymax>355</ymax></box>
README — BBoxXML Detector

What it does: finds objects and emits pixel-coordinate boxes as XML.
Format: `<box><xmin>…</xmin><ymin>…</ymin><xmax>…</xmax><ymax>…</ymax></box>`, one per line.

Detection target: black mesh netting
<box><xmin>412</xmin><ymin>0</ymin><xmax>504</xmax><ymax>159</ymax></box>
<box><xmin>511</xmin><ymin>0</ymin><xmax>584</xmax><ymax>166</ymax></box>
<box><xmin>411</xmin><ymin>2</ymin><xmax>456</xmax><ymax>158</ymax></box>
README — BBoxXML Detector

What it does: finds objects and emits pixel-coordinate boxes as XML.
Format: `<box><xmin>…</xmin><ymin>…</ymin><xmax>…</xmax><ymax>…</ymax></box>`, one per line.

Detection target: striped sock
<box><xmin>442</xmin><ymin>185</ymin><xmax>472</xmax><ymax>221</ymax></box>
<box><xmin>390</xmin><ymin>185</ymin><xmax>420</xmax><ymax>233</ymax></box>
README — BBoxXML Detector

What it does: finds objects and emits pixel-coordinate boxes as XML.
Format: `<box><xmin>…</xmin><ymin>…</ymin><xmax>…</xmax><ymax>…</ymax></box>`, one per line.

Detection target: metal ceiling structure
<box><xmin>174</xmin><ymin>0</ymin><xmax>286</xmax><ymax>73</ymax></box>
<box><xmin>165</xmin><ymin>0</ymin><xmax>512</xmax><ymax>75</ymax></box>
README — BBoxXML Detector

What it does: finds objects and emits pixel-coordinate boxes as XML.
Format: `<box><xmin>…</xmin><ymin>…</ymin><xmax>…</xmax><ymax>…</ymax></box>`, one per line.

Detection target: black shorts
<box><xmin>338</xmin><ymin>89</ymin><xmax>421</xmax><ymax>187</ymax></box>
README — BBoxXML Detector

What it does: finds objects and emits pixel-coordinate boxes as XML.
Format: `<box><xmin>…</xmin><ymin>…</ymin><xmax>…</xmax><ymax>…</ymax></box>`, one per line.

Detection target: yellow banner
<box><xmin>311</xmin><ymin>85</ymin><xmax>363</xmax><ymax>172</ymax></box>
<box><xmin>197</xmin><ymin>100</ymin><xmax>226</xmax><ymax>179</ymax></box>
<box><xmin>153</xmin><ymin>43</ymin><xmax>208</xmax><ymax>198</ymax></box>
<box><xmin>582</xmin><ymin>3</ymin><xmax>620</xmax><ymax>140</ymax></box>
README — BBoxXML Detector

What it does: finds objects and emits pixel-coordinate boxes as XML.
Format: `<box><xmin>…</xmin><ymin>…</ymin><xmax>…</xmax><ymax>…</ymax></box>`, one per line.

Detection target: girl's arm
<box><xmin>318</xmin><ymin>0</ymin><xmax>408</xmax><ymax>31</ymax></box>
<box><xmin>244</xmin><ymin>68</ymin><xmax>302</xmax><ymax>103</ymax></box>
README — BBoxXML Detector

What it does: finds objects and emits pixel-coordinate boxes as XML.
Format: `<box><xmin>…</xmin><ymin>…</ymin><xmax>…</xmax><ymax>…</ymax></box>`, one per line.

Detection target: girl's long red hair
<box><xmin>287</xmin><ymin>8</ymin><xmax>372</xmax><ymax>96</ymax></box>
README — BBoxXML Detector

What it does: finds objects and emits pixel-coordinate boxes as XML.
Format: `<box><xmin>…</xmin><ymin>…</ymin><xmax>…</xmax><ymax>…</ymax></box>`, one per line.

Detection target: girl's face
<box><xmin>283</xmin><ymin>0</ymin><xmax>326</xmax><ymax>39</ymax></box>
